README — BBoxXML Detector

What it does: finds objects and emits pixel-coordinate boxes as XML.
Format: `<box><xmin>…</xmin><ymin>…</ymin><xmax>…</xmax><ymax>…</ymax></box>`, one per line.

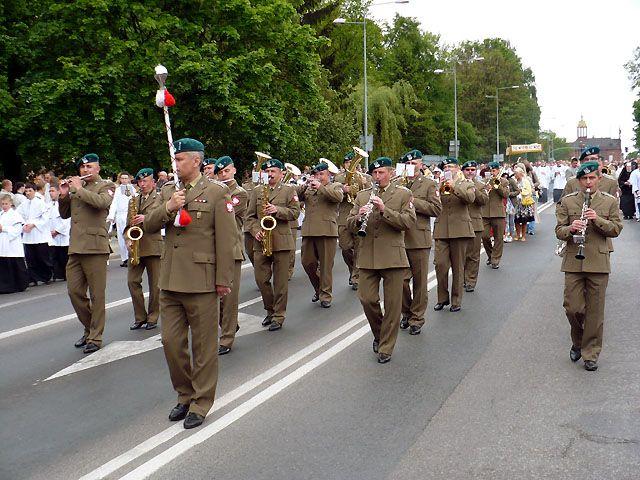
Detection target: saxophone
<box><xmin>125</xmin><ymin>195</ymin><xmax>144</xmax><ymax>266</ymax></box>
<box><xmin>260</xmin><ymin>182</ymin><xmax>276</xmax><ymax>257</ymax></box>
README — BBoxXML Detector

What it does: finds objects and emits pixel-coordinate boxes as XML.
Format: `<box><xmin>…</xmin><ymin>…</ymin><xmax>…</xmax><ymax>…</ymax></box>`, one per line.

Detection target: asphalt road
<box><xmin>1</xmin><ymin>200</ymin><xmax>638</xmax><ymax>480</ymax></box>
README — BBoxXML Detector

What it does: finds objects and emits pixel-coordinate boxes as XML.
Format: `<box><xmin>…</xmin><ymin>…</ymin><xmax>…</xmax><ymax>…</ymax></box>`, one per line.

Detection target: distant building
<box><xmin>569</xmin><ymin>116</ymin><xmax>622</xmax><ymax>163</ymax></box>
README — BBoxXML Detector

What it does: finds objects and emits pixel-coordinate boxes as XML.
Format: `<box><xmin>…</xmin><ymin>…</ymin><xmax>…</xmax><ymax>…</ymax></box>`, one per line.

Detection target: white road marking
<box><xmin>0</xmin><ymin>291</ymin><xmax>58</xmax><ymax>309</ymax></box>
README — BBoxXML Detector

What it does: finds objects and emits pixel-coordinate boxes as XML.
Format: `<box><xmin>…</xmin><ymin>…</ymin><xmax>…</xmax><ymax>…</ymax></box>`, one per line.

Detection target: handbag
<box><xmin>521</xmin><ymin>195</ymin><xmax>534</xmax><ymax>207</ymax></box>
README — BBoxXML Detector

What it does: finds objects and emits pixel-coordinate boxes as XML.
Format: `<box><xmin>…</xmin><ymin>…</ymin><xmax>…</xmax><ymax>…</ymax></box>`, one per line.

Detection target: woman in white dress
<box><xmin>0</xmin><ymin>194</ymin><xmax>29</xmax><ymax>293</ymax></box>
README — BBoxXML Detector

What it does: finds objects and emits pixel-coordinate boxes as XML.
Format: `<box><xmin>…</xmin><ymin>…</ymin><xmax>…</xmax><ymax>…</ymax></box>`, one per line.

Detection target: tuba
<box><xmin>125</xmin><ymin>194</ymin><xmax>143</xmax><ymax>266</ymax></box>
<box><xmin>346</xmin><ymin>147</ymin><xmax>368</xmax><ymax>203</ymax></box>
<box><xmin>319</xmin><ymin>158</ymin><xmax>340</xmax><ymax>175</ymax></box>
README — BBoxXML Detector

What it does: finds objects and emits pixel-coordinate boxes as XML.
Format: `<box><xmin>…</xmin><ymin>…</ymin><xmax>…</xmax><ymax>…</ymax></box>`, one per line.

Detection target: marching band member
<box><xmin>461</xmin><ymin>161</ymin><xmax>488</xmax><ymax>292</ymax></box>
<box><xmin>481</xmin><ymin>161</ymin><xmax>510</xmax><ymax>269</ymax></box>
<box><xmin>562</xmin><ymin>146</ymin><xmax>619</xmax><ymax>198</ymax></box>
<box><xmin>107</xmin><ymin>172</ymin><xmax>137</xmax><ymax>267</ymax></box>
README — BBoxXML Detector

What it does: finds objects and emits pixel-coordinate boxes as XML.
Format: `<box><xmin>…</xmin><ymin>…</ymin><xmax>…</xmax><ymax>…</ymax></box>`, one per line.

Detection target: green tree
<box><xmin>625</xmin><ymin>46</ymin><xmax>640</xmax><ymax>149</ymax></box>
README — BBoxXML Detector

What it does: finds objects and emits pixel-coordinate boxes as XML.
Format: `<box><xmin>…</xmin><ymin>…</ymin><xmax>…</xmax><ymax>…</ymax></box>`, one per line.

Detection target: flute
<box><xmin>60</xmin><ymin>174</ymin><xmax>93</xmax><ymax>185</ymax></box>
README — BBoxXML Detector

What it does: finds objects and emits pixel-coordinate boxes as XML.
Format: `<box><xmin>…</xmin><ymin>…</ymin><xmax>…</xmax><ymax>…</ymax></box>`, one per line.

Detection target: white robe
<box><xmin>16</xmin><ymin>196</ymin><xmax>52</xmax><ymax>245</ymax></box>
<box><xmin>0</xmin><ymin>208</ymin><xmax>25</xmax><ymax>257</ymax></box>
<box><xmin>107</xmin><ymin>184</ymin><xmax>137</xmax><ymax>261</ymax></box>
<box><xmin>48</xmin><ymin>200</ymin><xmax>70</xmax><ymax>247</ymax></box>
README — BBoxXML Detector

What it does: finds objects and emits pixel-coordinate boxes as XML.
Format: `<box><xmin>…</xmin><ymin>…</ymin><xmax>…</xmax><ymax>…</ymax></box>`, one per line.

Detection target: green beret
<box><xmin>135</xmin><ymin>168</ymin><xmax>154</xmax><ymax>181</ymax></box>
<box><xmin>343</xmin><ymin>151</ymin><xmax>355</xmax><ymax>163</ymax></box>
<box><xmin>173</xmin><ymin>138</ymin><xmax>205</xmax><ymax>154</ymax></box>
<box><xmin>214</xmin><ymin>155</ymin><xmax>233</xmax><ymax>173</ymax></box>
<box><xmin>576</xmin><ymin>161</ymin><xmax>600</xmax><ymax>178</ymax></box>
<box><xmin>401</xmin><ymin>149</ymin><xmax>422</xmax><ymax>163</ymax></box>
<box><xmin>368</xmin><ymin>156</ymin><xmax>392</xmax><ymax>174</ymax></box>
<box><xmin>203</xmin><ymin>158</ymin><xmax>217</xmax><ymax>166</ymax></box>
<box><xmin>579</xmin><ymin>146</ymin><xmax>600</xmax><ymax>161</ymax></box>
<box><xmin>312</xmin><ymin>162</ymin><xmax>328</xmax><ymax>174</ymax></box>
<box><xmin>76</xmin><ymin>153</ymin><xmax>99</xmax><ymax>167</ymax></box>
<box><xmin>261</xmin><ymin>158</ymin><xmax>284</xmax><ymax>170</ymax></box>
<box><xmin>487</xmin><ymin>161</ymin><xmax>500</xmax><ymax>169</ymax></box>
<box><xmin>442</xmin><ymin>157</ymin><xmax>458</xmax><ymax>166</ymax></box>
<box><xmin>462</xmin><ymin>161</ymin><xmax>478</xmax><ymax>169</ymax></box>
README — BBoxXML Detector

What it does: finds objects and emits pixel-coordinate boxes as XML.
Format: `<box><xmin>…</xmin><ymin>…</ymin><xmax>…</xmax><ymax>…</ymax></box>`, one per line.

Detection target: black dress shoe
<box><xmin>320</xmin><ymin>300</ymin><xmax>331</xmax><ymax>308</ymax></box>
<box><xmin>464</xmin><ymin>285</ymin><xmax>475</xmax><ymax>292</ymax></box>
<box><xmin>311</xmin><ymin>293</ymin><xmax>320</xmax><ymax>303</ymax></box>
<box><xmin>236</xmin><ymin>324</ymin><xmax>240</xmax><ymax>333</ymax></box>
<box><xmin>268</xmin><ymin>321</ymin><xmax>282</xmax><ymax>331</ymax></box>
<box><xmin>351</xmin><ymin>283</ymin><xmax>358</xmax><ymax>291</ymax></box>
<box><xmin>74</xmin><ymin>335</ymin><xmax>87</xmax><ymax>348</ymax></box>
<box><xmin>183</xmin><ymin>412</ymin><xmax>205</xmax><ymax>429</ymax></box>
<box><xmin>261</xmin><ymin>315</ymin><xmax>273</xmax><ymax>327</ymax></box>
<box><xmin>372</xmin><ymin>340</ymin><xmax>379</xmax><ymax>353</ymax></box>
<box><xmin>130</xmin><ymin>321</ymin><xmax>145</xmax><ymax>330</ymax></box>
<box><xmin>120</xmin><ymin>260</ymin><xmax>128</xmax><ymax>267</ymax></box>
<box><xmin>218</xmin><ymin>345</ymin><xmax>231</xmax><ymax>355</ymax></box>
<box><xmin>409</xmin><ymin>325</ymin><xmax>421</xmax><ymax>335</ymax></box>
<box><xmin>377</xmin><ymin>353</ymin><xmax>391</xmax><ymax>364</ymax></box>
<box><xmin>434</xmin><ymin>302</ymin><xmax>450</xmax><ymax>311</ymax></box>
<box><xmin>486</xmin><ymin>259</ymin><xmax>491</xmax><ymax>265</ymax></box>
<box><xmin>490</xmin><ymin>264</ymin><xmax>499</xmax><ymax>269</ymax></box>
<box><xmin>168</xmin><ymin>403</ymin><xmax>189</xmax><ymax>421</ymax></box>
<box><xmin>584</xmin><ymin>360</ymin><xmax>598</xmax><ymax>371</ymax></box>
<box><xmin>400</xmin><ymin>316</ymin><xmax>409</xmax><ymax>330</ymax></box>
<box><xmin>83</xmin><ymin>342</ymin><xmax>100</xmax><ymax>354</ymax></box>
<box><xmin>449</xmin><ymin>305</ymin><xmax>461</xmax><ymax>312</ymax></box>
<box><xmin>145</xmin><ymin>323</ymin><xmax>157</xmax><ymax>330</ymax></box>
<box><xmin>570</xmin><ymin>346</ymin><xmax>581</xmax><ymax>362</ymax></box>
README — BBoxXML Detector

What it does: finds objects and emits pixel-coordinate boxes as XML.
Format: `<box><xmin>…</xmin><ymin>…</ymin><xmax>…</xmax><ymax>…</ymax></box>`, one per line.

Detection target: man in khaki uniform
<box><xmin>562</xmin><ymin>146</ymin><xmax>619</xmax><ymax>198</ymax></box>
<box><xmin>126</xmin><ymin>168</ymin><xmax>162</xmax><ymax>330</ymax></box>
<box><xmin>433</xmin><ymin>157</ymin><xmax>476</xmax><ymax>312</ymax></box>
<box><xmin>144</xmin><ymin>138</ymin><xmax>236</xmax><ymax>429</ymax></box>
<box><xmin>462</xmin><ymin>161</ymin><xmax>488</xmax><ymax>292</ymax></box>
<box><xmin>59</xmin><ymin>153</ymin><xmax>115</xmax><ymax>354</ymax></box>
<box><xmin>481</xmin><ymin>161</ymin><xmax>510</xmax><ymax>268</ymax></box>
<box><xmin>245</xmin><ymin>159</ymin><xmax>301</xmax><ymax>331</ymax></box>
<box><xmin>399</xmin><ymin>150</ymin><xmax>441</xmax><ymax>335</ymax></box>
<box><xmin>555</xmin><ymin>160</ymin><xmax>622</xmax><ymax>371</ymax></box>
<box><xmin>347</xmin><ymin>157</ymin><xmax>416</xmax><ymax>363</ymax></box>
<box><xmin>242</xmin><ymin>169</ymin><xmax>256</xmax><ymax>266</ymax></box>
<box><xmin>214</xmin><ymin>156</ymin><xmax>248</xmax><ymax>355</ymax></box>
<box><xmin>334</xmin><ymin>151</ymin><xmax>371</xmax><ymax>290</ymax></box>
<box><xmin>297</xmin><ymin>162</ymin><xmax>343</xmax><ymax>307</ymax></box>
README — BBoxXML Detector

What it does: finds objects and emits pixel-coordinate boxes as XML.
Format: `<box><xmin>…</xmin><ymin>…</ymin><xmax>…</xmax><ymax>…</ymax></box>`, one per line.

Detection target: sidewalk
<box><xmin>389</xmin><ymin>221</ymin><xmax>640</xmax><ymax>480</ymax></box>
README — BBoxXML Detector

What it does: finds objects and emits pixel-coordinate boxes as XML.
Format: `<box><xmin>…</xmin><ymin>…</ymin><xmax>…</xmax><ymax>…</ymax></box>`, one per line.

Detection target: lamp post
<box><xmin>434</xmin><ymin>56</ymin><xmax>483</xmax><ymax>159</ymax></box>
<box><xmin>333</xmin><ymin>1</ymin><xmax>409</xmax><ymax>168</ymax></box>
<box><xmin>485</xmin><ymin>85</ymin><xmax>520</xmax><ymax>157</ymax></box>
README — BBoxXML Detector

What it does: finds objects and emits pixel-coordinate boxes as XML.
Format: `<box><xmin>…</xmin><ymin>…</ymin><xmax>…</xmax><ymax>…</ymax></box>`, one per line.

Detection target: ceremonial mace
<box><xmin>154</xmin><ymin>64</ymin><xmax>191</xmax><ymax>226</ymax></box>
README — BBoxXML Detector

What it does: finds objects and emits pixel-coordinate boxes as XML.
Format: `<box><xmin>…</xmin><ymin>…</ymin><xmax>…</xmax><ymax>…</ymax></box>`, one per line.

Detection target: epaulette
<box><xmin>600</xmin><ymin>191</ymin><xmax>616</xmax><ymax>199</ymax></box>
<box><xmin>396</xmin><ymin>185</ymin><xmax>411</xmax><ymax>193</ymax></box>
<box><xmin>162</xmin><ymin>180</ymin><xmax>176</xmax><ymax>188</ymax></box>
<box><xmin>564</xmin><ymin>191</ymin><xmax>580</xmax><ymax>197</ymax></box>
<box><xmin>208</xmin><ymin>179</ymin><xmax>226</xmax><ymax>187</ymax></box>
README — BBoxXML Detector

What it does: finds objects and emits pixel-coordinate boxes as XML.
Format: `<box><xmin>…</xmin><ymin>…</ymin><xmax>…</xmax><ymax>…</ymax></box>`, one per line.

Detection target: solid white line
<box><xmin>0</xmin><ymin>292</ymin><xmax>58</xmax><ymax>309</ymax></box>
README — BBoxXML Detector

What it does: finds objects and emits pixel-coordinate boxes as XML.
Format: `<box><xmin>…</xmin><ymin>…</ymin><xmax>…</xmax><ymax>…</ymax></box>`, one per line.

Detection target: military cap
<box><xmin>442</xmin><ymin>157</ymin><xmax>458</xmax><ymax>166</ymax></box>
<box><xmin>368</xmin><ymin>156</ymin><xmax>392</xmax><ymax>174</ymax></box>
<box><xmin>311</xmin><ymin>162</ymin><xmax>328</xmax><ymax>174</ymax></box>
<box><xmin>579</xmin><ymin>145</ymin><xmax>600</xmax><ymax>161</ymax></box>
<box><xmin>173</xmin><ymin>138</ymin><xmax>205</xmax><ymax>154</ymax></box>
<box><xmin>261</xmin><ymin>158</ymin><xmax>284</xmax><ymax>170</ymax></box>
<box><xmin>401</xmin><ymin>149</ymin><xmax>422</xmax><ymax>163</ymax></box>
<box><xmin>203</xmin><ymin>158</ymin><xmax>217</xmax><ymax>166</ymax></box>
<box><xmin>214</xmin><ymin>155</ymin><xmax>233</xmax><ymax>173</ymax></box>
<box><xmin>462</xmin><ymin>161</ymin><xmax>478</xmax><ymax>169</ymax></box>
<box><xmin>343</xmin><ymin>151</ymin><xmax>355</xmax><ymax>163</ymax></box>
<box><xmin>134</xmin><ymin>168</ymin><xmax>154</xmax><ymax>181</ymax></box>
<box><xmin>487</xmin><ymin>161</ymin><xmax>500</xmax><ymax>169</ymax></box>
<box><xmin>76</xmin><ymin>153</ymin><xmax>99</xmax><ymax>167</ymax></box>
<box><xmin>576</xmin><ymin>161</ymin><xmax>600</xmax><ymax>178</ymax></box>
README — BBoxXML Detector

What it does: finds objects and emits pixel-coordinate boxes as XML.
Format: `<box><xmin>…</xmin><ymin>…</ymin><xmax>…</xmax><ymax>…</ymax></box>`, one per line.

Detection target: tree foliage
<box><xmin>625</xmin><ymin>46</ymin><xmax>640</xmax><ymax>149</ymax></box>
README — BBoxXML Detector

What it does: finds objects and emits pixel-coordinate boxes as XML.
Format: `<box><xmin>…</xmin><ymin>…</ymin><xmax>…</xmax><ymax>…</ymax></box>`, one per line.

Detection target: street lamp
<box><xmin>434</xmin><ymin>56</ymin><xmax>483</xmax><ymax>159</ymax></box>
<box><xmin>333</xmin><ymin>0</ymin><xmax>409</xmax><ymax>168</ymax></box>
<box><xmin>485</xmin><ymin>85</ymin><xmax>520</xmax><ymax>157</ymax></box>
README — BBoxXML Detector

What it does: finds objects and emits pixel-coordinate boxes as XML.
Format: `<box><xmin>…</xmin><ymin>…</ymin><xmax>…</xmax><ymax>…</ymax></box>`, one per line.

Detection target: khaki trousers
<box><xmin>563</xmin><ymin>272</ymin><xmax>609</xmax><ymax>361</ymax></box>
<box><xmin>127</xmin><ymin>255</ymin><xmax>161</xmax><ymax>325</ymax></box>
<box><xmin>482</xmin><ymin>217</ymin><xmax>505</xmax><ymax>266</ymax></box>
<box><xmin>289</xmin><ymin>226</ymin><xmax>297</xmax><ymax>278</ymax></box>
<box><xmin>402</xmin><ymin>248</ymin><xmax>430</xmax><ymax>327</ymax></box>
<box><xmin>244</xmin><ymin>232</ymin><xmax>255</xmax><ymax>266</ymax></box>
<box><xmin>301</xmin><ymin>237</ymin><xmax>337</xmax><ymax>302</ymax></box>
<box><xmin>464</xmin><ymin>231</ymin><xmax>483</xmax><ymax>288</ymax></box>
<box><xmin>160</xmin><ymin>289</ymin><xmax>219</xmax><ymax>417</ymax></box>
<box><xmin>358</xmin><ymin>267</ymin><xmax>406</xmax><ymax>356</ymax></box>
<box><xmin>434</xmin><ymin>238</ymin><xmax>470</xmax><ymax>307</ymax></box>
<box><xmin>253</xmin><ymin>250</ymin><xmax>290</xmax><ymax>325</ymax></box>
<box><xmin>338</xmin><ymin>225</ymin><xmax>360</xmax><ymax>284</ymax></box>
<box><xmin>219</xmin><ymin>260</ymin><xmax>242</xmax><ymax>348</ymax></box>
<box><xmin>66</xmin><ymin>254</ymin><xmax>108</xmax><ymax>346</ymax></box>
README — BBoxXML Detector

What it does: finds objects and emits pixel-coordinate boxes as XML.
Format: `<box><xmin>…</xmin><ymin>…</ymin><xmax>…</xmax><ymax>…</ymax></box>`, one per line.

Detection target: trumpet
<box><xmin>357</xmin><ymin>182</ymin><xmax>379</xmax><ymax>237</ymax></box>
<box><xmin>440</xmin><ymin>170</ymin><xmax>464</xmax><ymax>195</ymax></box>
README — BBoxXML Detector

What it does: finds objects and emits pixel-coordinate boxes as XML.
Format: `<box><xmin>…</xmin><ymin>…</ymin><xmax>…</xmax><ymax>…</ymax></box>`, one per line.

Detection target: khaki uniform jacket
<box><xmin>555</xmin><ymin>190</ymin><xmax>622</xmax><ymax>273</ymax></box>
<box><xmin>481</xmin><ymin>177</ymin><xmax>509</xmax><ymax>218</ymax></box>
<box><xmin>59</xmin><ymin>176</ymin><xmax>115</xmax><ymax>255</ymax></box>
<box><xmin>241</xmin><ymin>180</ymin><xmax>256</xmax><ymax>233</ymax></box>
<box><xmin>507</xmin><ymin>176</ymin><xmax>521</xmax><ymax>199</ymax></box>
<box><xmin>433</xmin><ymin>179</ymin><xmax>476</xmax><ymax>239</ymax></box>
<box><xmin>246</xmin><ymin>182</ymin><xmax>301</xmax><ymax>251</ymax></box>
<box><xmin>225</xmin><ymin>179</ymin><xmax>248</xmax><ymax>261</ymax></box>
<box><xmin>404</xmin><ymin>174</ymin><xmax>441</xmax><ymax>249</ymax></box>
<box><xmin>346</xmin><ymin>183</ymin><xmax>416</xmax><ymax>269</ymax></box>
<box><xmin>562</xmin><ymin>175</ymin><xmax>618</xmax><ymax>198</ymax></box>
<box><xmin>334</xmin><ymin>171</ymin><xmax>372</xmax><ymax>226</ymax></box>
<box><xmin>125</xmin><ymin>190</ymin><xmax>163</xmax><ymax>257</ymax></box>
<box><xmin>468</xmin><ymin>178</ymin><xmax>489</xmax><ymax>232</ymax></box>
<box><xmin>144</xmin><ymin>175</ymin><xmax>236</xmax><ymax>293</ymax></box>
<box><xmin>297</xmin><ymin>182</ymin><xmax>343</xmax><ymax>237</ymax></box>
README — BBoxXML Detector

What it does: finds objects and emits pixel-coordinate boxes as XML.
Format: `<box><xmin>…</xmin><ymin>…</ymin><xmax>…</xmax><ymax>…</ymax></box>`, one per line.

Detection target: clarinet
<box><xmin>574</xmin><ymin>188</ymin><xmax>591</xmax><ymax>260</ymax></box>
<box><xmin>357</xmin><ymin>182</ymin><xmax>379</xmax><ymax>237</ymax></box>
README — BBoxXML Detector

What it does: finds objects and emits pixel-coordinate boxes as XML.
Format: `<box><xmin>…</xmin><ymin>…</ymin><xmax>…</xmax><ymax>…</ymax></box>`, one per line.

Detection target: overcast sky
<box><xmin>373</xmin><ymin>0</ymin><xmax>639</xmax><ymax>151</ymax></box>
